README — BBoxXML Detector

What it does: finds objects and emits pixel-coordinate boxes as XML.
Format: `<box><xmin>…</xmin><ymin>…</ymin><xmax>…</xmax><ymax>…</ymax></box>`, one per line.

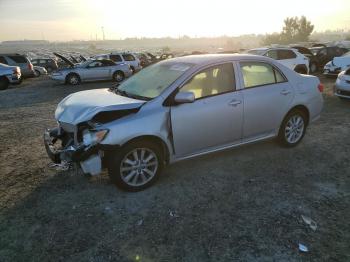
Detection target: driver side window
<box><xmin>181</xmin><ymin>63</ymin><xmax>235</xmax><ymax>99</ymax></box>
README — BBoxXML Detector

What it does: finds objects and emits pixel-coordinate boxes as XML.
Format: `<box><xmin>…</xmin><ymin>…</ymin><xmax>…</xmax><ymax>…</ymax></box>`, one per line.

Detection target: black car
<box><xmin>309</xmin><ymin>46</ymin><xmax>348</xmax><ymax>71</ymax></box>
<box><xmin>31</xmin><ymin>58</ymin><xmax>58</xmax><ymax>72</ymax></box>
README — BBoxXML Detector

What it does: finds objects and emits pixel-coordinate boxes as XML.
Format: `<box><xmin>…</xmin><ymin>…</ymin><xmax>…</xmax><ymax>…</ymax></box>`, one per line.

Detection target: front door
<box><xmin>170</xmin><ymin>63</ymin><xmax>243</xmax><ymax>158</ymax></box>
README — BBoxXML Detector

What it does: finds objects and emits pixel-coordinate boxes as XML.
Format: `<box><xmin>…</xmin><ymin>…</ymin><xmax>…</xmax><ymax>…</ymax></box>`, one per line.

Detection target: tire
<box><xmin>310</xmin><ymin>62</ymin><xmax>317</xmax><ymax>74</ymax></box>
<box><xmin>0</xmin><ymin>77</ymin><xmax>9</xmax><ymax>90</ymax></box>
<box><xmin>66</xmin><ymin>73</ymin><xmax>80</xmax><ymax>85</ymax></box>
<box><xmin>278</xmin><ymin>109</ymin><xmax>307</xmax><ymax>147</ymax></box>
<box><xmin>107</xmin><ymin>140</ymin><xmax>164</xmax><ymax>191</ymax></box>
<box><xmin>130</xmin><ymin>66</ymin><xmax>135</xmax><ymax>74</ymax></box>
<box><xmin>34</xmin><ymin>70</ymin><xmax>41</xmax><ymax>77</ymax></box>
<box><xmin>113</xmin><ymin>71</ymin><xmax>125</xmax><ymax>82</ymax></box>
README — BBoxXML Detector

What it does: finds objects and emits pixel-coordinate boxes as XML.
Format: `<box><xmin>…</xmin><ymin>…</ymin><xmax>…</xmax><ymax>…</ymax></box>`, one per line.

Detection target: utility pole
<box><xmin>101</xmin><ymin>26</ymin><xmax>105</xmax><ymax>41</ymax></box>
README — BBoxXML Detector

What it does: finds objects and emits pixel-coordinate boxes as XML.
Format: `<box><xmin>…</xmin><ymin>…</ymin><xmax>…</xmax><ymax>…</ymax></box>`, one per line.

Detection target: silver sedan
<box><xmin>51</xmin><ymin>59</ymin><xmax>133</xmax><ymax>85</ymax></box>
<box><xmin>44</xmin><ymin>54</ymin><xmax>324</xmax><ymax>191</ymax></box>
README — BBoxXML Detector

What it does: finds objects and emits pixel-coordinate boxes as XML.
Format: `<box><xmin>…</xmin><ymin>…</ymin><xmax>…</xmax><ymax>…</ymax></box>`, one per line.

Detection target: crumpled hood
<box><xmin>55</xmin><ymin>88</ymin><xmax>146</xmax><ymax>124</ymax></box>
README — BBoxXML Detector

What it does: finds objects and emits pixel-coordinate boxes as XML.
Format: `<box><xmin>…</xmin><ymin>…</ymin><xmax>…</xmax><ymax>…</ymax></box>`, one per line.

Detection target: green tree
<box><xmin>263</xmin><ymin>16</ymin><xmax>314</xmax><ymax>45</ymax></box>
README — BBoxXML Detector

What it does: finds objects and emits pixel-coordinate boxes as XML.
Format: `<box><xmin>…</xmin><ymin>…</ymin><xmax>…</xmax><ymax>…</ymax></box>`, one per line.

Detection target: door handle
<box><xmin>229</xmin><ymin>100</ymin><xmax>242</xmax><ymax>106</ymax></box>
<box><xmin>280</xmin><ymin>90</ymin><xmax>291</xmax><ymax>95</ymax></box>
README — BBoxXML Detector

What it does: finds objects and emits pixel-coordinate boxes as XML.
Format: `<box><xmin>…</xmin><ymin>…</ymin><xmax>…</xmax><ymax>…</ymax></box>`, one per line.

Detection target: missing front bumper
<box><xmin>44</xmin><ymin>128</ymin><xmax>102</xmax><ymax>175</ymax></box>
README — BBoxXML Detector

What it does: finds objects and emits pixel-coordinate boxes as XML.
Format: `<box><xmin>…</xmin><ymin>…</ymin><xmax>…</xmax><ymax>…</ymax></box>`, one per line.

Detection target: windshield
<box><xmin>117</xmin><ymin>61</ymin><xmax>194</xmax><ymax>99</ymax></box>
<box><xmin>247</xmin><ymin>49</ymin><xmax>266</xmax><ymax>56</ymax></box>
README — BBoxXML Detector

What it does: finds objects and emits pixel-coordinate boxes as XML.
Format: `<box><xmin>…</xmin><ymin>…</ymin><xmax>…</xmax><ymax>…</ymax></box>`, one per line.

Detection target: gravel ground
<box><xmin>0</xmin><ymin>75</ymin><xmax>349</xmax><ymax>262</ymax></box>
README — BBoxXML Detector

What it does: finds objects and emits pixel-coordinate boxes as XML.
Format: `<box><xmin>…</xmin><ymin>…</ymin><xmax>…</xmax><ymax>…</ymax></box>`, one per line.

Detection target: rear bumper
<box><xmin>44</xmin><ymin>128</ymin><xmax>103</xmax><ymax>175</ymax></box>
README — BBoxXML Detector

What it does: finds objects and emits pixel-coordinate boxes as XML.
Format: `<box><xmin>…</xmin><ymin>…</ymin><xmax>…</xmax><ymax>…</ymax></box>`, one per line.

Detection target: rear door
<box><xmin>170</xmin><ymin>62</ymin><xmax>243</xmax><ymax>157</ymax></box>
<box><xmin>238</xmin><ymin>61</ymin><xmax>294</xmax><ymax>140</ymax></box>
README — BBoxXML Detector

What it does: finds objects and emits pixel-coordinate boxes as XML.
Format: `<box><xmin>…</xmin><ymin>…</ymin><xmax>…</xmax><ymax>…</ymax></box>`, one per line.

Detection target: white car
<box><xmin>248</xmin><ymin>48</ymin><xmax>309</xmax><ymax>74</ymax></box>
<box><xmin>334</xmin><ymin>68</ymin><xmax>350</xmax><ymax>99</ymax></box>
<box><xmin>0</xmin><ymin>63</ymin><xmax>21</xmax><ymax>90</ymax></box>
<box><xmin>94</xmin><ymin>52</ymin><xmax>142</xmax><ymax>73</ymax></box>
<box><xmin>324</xmin><ymin>51</ymin><xmax>350</xmax><ymax>76</ymax></box>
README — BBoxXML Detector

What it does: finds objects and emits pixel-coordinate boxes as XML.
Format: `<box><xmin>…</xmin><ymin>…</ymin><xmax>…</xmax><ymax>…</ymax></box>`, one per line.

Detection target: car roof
<box><xmin>165</xmin><ymin>54</ymin><xmax>273</xmax><ymax>65</ymax></box>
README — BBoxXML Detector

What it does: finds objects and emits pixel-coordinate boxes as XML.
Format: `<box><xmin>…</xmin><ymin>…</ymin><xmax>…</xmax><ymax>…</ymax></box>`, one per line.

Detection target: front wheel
<box><xmin>34</xmin><ymin>70</ymin><xmax>41</xmax><ymax>77</ymax></box>
<box><xmin>107</xmin><ymin>141</ymin><xmax>164</xmax><ymax>191</ymax></box>
<box><xmin>278</xmin><ymin>110</ymin><xmax>307</xmax><ymax>147</ymax></box>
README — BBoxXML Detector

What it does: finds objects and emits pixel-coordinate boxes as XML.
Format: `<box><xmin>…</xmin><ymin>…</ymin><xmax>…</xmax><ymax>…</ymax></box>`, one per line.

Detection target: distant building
<box><xmin>1</xmin><ymin>40</ymin><xmax>49</xmax><ymax>46</ymax></box>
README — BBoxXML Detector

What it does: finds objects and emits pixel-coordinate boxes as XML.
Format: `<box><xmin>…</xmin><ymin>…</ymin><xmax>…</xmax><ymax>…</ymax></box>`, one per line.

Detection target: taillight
<box><xmin>28</xmin><ymin>63</ymin><xmax>33</xmax><ymax>70</ymax></box>
<box><xmin>318</xmin><ymin>83</ymin><xmax>324</xmax><ymax>93</ymax></box>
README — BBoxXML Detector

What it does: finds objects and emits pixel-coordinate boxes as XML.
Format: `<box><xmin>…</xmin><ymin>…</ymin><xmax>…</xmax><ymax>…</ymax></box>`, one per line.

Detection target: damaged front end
<box><xmin>44</xmin><ymin>122</ymin><xmax>110</xmax><ymax>175</ymax></box>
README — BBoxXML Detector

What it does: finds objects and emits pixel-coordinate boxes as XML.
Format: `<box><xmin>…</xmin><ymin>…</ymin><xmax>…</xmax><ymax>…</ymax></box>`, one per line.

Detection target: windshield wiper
<box><xmin>110</xmin><ymin>85</ymin><xmax>151</xmax><ymax>101</ymax></box>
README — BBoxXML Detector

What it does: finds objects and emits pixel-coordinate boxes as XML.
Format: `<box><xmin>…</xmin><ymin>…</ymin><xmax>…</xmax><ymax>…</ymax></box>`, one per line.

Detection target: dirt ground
<box><xmin>0</xmin><ymin>75</ymin><xmax>349</xmax><ymax>262</ymax></box>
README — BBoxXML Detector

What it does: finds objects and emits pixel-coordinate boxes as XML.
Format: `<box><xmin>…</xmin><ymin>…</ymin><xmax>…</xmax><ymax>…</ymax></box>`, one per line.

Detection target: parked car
<box><xmin>50</xmin><ymin>58</ymin><xmax>132</xmax><ymax>85</ymax></box>
<box><xmin>0</xmin><ymin>63</ymin><xmax>21</xmax><ymax>90</ymax></box>
<box><xmin>44</xmin><ymin>54</ymin><xmax>324</xmax><ymax>191</ymax></box>
<box><xmin>33</xmin><ymin>66</ymin><xmax>48</xmax><ymax>77</ymax></box>
<box><xmin>290</xmin><ymin>46</ymin><xmax>319</xmax><ymax>73</ymax></box>
<box><xmin>309</xmin><ymin>46</ymin><xmax>348</xmax><ymax>70</ymax></box>
<box><xmin>0</xmin><ymin>54</ymin><xmax>34</xmax><ymax>78</ymax></box>
<box><xmin>334</xmin><ymin>68</ymin><xmax>350</xmax><ymax>99</ymax></box>
<box><xmin>94</xmin><ymin>53</ymin><xmax>142</xmax><ymax>73</ymax></box>
<box><xmin>247</xmin><ymin>47</ymin><xmax>309</xmax><ymax>74</ymax></box>
<box><xmin>323</xmin><ymin>51</ymin><xmax>350</xmax><ymax>76</ymax></box>
<box><xmin>31</xmin><ymin>58</ymin><xmax>58</xmax><ymax>72</ymax></box>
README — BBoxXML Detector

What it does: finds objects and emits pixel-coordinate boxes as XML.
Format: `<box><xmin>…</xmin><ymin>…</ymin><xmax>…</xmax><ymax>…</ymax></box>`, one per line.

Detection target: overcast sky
<box><xmin>0</xmin><ymin>0</ymin><xmax>349</xmax><ymax>41</ymax></box>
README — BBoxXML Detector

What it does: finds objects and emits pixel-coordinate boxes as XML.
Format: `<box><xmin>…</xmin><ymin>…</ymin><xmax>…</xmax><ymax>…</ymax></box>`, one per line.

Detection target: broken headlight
<box><xmin>83</xmin><ymin>129</ymin><xmax>109</xmax><ymax>146</ymax></box>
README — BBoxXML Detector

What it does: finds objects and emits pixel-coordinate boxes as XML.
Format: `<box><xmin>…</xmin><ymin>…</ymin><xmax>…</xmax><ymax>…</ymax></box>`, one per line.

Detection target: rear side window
<box><xmin>0</xmin><ymin>56</ymin><xmax>7</xmax><ymax>64</ymax></box>
<box><xmin>8</xmin><ymin>55</ymin><xmax>28</xmax><ymax>63</ymax></box>
<box><xmin>40</xmin><ymin>59</ymin><xmax>46</xmax><ymax>64</ymax></box>
<box><xmin>110</xmin><ymin>55</ymin><xmax>122</xmax><ymax>62</ymax></box>
<box><xmin>122</xmin><ymin>54</ymin><xmax>135</xmax><ymax>61</ymax></box>
<box><xmin>240</xmin><ymin>62</ymin><xmax>286</xmax><ymax>88</ymax></box>
<box><xmin>277</xmin><ymin>50</ymin><xmax>296</xmax><ymax>60</ymax></box>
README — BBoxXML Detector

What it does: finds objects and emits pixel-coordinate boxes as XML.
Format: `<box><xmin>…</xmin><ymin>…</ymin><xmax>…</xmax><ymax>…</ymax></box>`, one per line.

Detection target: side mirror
<box><xmin>174</xmin><ymin>91</ymin><xmax>195</xmax><ymax>104</ymax></box>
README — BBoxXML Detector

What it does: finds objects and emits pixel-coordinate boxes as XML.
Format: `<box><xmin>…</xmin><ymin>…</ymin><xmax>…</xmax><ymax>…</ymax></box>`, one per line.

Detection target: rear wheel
<box><xmin>113</xmin><ymin>71</ymin><xmax>125</xmax><ymax>82</ymax></box>
<box><xmin>130</xmin><ymin>66</ymin><xmax>135</xmax><ymax>74</ymax></box>
<box><xmin>66</xmin><ymin>73</ymin><xmax>80</xmax><ymax>85</ymax></box>
<box><xmin>0</xmin><ymin>77</ymin><xmax>9</xmax><ymax>90</ymax></box>
<box><xmin>107</xmin><ymin>141</ymin><xmax>164</xmax><ymax>191</ymax></box>
<box><xmin>278</xmin><ymin>109</ymin><xmax>307</xmax><ymax>147</ymax></box>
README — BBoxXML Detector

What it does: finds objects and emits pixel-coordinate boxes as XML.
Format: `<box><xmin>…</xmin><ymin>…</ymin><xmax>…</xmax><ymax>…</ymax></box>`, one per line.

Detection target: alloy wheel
<box><xmin>120</xmin><ymin>148</ymin><xmax>158</xmax><ymax>187</ymax></box>
<box><xmin>285</xmin><ymin>115</ymin><xmax>304</xmax><ymax>144</ymax></box>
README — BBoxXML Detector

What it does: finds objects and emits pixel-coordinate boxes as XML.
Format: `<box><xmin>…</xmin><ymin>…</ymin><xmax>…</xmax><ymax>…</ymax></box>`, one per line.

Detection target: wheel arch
<box><xmin>65</xmin><ymin>72</ymin><xmax>81</xmax><ymax>83</ymax></box>
<box><xmin>122</xmin><ymin>135</ymin><xmax>171</xmax><ymax>164</ymax></box>
<box><xmin>284</xmin><ymin>104</ymin><xmax>310</xmax><ymax>126</ymax></box>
